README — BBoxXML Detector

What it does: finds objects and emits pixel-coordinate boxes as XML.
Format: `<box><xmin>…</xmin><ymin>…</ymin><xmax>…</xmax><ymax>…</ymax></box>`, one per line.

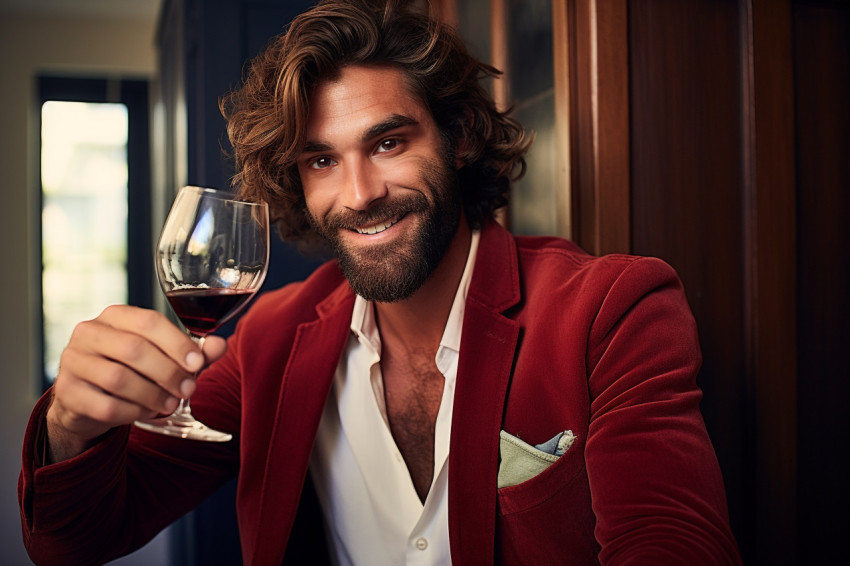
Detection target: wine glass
<box><xmin>134</xmin><ymin>186</ymin><xmax>269</xmax><ymax>442</ymax></box>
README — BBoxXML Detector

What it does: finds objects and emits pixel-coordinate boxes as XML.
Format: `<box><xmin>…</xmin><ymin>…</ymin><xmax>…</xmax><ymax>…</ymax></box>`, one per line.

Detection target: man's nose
<box><xmin>341</xmin><ymin>157</ymin><xmax>388</xmax><ymax>211</ymax></box>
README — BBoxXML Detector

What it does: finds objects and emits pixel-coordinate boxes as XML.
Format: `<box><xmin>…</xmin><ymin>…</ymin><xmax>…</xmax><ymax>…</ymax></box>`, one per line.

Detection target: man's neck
<box><xmin>373</xmin><ymin>218</ymin><xmax>472</xmax><ymax>355</ymax></box>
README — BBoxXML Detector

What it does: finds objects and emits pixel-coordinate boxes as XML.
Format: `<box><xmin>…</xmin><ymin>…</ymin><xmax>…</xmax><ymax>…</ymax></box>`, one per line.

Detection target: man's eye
<box><xmin>310</xmin><ymin>157</ymin><xmax>335</xmax><ymax>169</ymax></box>
<box><xmin>376</xmin><ymin>139</ymin><xmax>400</xmax><ymax>153</ymax></box>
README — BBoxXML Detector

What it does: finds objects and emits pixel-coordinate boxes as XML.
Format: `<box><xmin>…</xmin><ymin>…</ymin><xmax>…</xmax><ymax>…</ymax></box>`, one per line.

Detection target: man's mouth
<box><xmin>353</xmin><ymin>216</ymin><xmax>402</xmax><ymax>235</ymax></box>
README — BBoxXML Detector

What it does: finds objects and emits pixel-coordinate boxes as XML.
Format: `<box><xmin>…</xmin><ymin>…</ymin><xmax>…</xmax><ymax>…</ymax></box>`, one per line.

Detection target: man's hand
<box><xmin>45</xmin><ymin>305</ymin><xmax>227</xmax><ymax>463</ymax></box>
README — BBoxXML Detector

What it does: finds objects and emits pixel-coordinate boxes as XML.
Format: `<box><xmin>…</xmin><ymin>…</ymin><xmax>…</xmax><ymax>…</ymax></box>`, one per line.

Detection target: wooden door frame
<box><xmin>555</xmin><ymin>0</ymin><xmax>631</xmax><ymax>255</ymax></box>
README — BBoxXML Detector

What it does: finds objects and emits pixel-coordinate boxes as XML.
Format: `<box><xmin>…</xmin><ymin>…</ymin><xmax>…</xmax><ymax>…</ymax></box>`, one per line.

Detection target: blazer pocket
<box><xmin>497</xmin><ymin>432</ymin><xmax>585</xmax><ymax>517</ymax></box>
<box><xmin>498</xmin><ymin>431</ymin><xmax>560</xmax><ymax>488</ymax></box>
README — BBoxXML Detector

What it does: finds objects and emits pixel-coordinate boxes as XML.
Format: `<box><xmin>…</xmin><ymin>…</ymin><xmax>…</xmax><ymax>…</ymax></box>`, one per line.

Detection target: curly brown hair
<box><xmin>220</xmin><ymin>0</ymin><xmax>532</xmax><ymax>249</ymax></box>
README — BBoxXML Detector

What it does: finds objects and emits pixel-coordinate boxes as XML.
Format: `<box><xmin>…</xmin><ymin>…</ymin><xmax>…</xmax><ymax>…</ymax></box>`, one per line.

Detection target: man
<box><xmin>19</xmin><ymin>1</ymin><xmax>741</xmax><ymax>564</ymax></box>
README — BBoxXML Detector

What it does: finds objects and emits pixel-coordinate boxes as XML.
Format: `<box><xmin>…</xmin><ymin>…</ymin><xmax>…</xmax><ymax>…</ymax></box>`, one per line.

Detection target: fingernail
<box><xmin>163</xmin><ymin>397</ymin><xmax>179</xmax><ymax>413</ymax></box>
<box><xmin>180</xmin><ymin>379</ymin><xmax>196</xmax><ymax>398</ymax></box>
<box><xmin>185</xmin><ymin>351</ymin><xmax>204</xmax><ymax>371</ymax></box>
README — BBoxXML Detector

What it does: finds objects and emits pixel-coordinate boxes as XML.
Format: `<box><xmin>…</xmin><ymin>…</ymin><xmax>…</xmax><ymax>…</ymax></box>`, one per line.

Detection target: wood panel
<box><xmin>627</xmin><ymin>0</ymin><xmax>752</xmax><ymax>558</ymax></box>
<box><xmin>568</xmin><ymin>0</ymin><xmax>631</xmax><ymax>255</ymax></box>
<box><xmin>552</xmin><ymin>0</ymin><xmax>572</xmax><ymax>238</ymax></box>
<box><xmin>742</xmin><ymin>0</ymin><xmax>798</xmax><ymax>562</ymax></box>
<box><xmin>793</xmin><ymin>2</ymin><xmax>850</xmax><ymax>562</ymax></box>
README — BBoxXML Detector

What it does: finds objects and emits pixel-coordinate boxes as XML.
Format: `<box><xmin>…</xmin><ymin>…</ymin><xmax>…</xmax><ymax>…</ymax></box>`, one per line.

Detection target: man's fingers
<box><xmin>60</xmin><ymin>347</ymin><xmax>180</xmax><ymax>416</ymax></box>
<box><xmin>50</xmin><ymin>305</ymin><xmax>230</xmax><ymax>442</ymax></box>
<box><xmin>96</xmin><ymin>305</ymin><xmax>205</xmax><ymax>373</ymax></box>
<box><xmin>69</xmin><ymin>316</ymin><xmax>193</xmax><ymax>401</ymax></box>
<box><xmin>46</xmin><ymin>304</ymin><xmax>230</xmax><ymax>456</ymax></box>
<box><xmin>53</xmin><ymin>370</ymin><xmax>162</xmax><ymax>436</ymax></box>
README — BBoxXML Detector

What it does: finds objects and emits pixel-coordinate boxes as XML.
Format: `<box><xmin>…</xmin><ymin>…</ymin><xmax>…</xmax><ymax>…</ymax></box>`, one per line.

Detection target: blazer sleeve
<box><xmin>18</xmin><ymin>366</ymin><xmax>242</xmax><ymax>566</ymax></box>
<box><xmin>584</xmin><ymin>257</ymin><xmax>741</xmax><ymax>565</ymax></box>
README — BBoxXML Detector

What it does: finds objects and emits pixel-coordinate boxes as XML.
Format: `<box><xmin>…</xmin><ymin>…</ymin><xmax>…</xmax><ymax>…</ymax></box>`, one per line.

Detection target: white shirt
<box><xmin>310</xmin><ymin>231</ymin><xmax>480</xmax><ymax>566</ymax></box>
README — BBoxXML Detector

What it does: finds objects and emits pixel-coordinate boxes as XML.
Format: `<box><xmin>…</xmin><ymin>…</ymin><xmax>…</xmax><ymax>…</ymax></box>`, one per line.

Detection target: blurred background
<box><xmin>1</xmin><ymin>0</ymin><xmax>847</xmax><ymax>564</ymax></box>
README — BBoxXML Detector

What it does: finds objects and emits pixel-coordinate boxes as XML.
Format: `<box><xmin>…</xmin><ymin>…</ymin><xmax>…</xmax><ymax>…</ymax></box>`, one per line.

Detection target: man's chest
<box><xmin>381</xmin><ymin>348</ymin><xmax>445</xmax><ymax>501</ymax></box>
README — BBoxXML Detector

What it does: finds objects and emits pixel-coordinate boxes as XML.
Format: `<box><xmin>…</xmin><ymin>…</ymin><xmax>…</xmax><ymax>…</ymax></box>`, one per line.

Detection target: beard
<box><xmin>309</xmin><ymin>156</ymin><xmax>462</xmax><ymax>303</ymax></box>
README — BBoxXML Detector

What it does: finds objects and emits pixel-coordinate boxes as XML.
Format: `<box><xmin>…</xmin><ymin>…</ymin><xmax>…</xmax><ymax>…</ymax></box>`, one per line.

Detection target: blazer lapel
<box><xmin>250</xmin><ymin>286</ymin><xmax>355</xmax><ymax>566</ymax></box>
<box><xmin>448</xmin><ymin>222</ymin><xmax>521</xmax><ymax>565</ymax></box>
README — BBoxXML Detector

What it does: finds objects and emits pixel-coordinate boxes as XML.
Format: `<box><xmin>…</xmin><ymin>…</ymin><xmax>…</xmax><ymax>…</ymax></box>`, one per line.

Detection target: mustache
<box><xmin>321</xmin><ymin>193</ymin><xmax>430</xmax><ymax>232</ymax></box>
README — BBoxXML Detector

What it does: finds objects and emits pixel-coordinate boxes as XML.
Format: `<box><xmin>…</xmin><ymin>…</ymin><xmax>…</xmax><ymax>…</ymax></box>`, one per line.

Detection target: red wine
<box><xmin>166</xmin><ymin>288</ymin><xmax>256</xmax><ymax>336</ymax></box>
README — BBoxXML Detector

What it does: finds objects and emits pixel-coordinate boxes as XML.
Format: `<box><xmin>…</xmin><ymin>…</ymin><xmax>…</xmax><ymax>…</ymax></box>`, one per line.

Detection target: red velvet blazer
<box><xmin>20</xmin><ymin>221</ymin><xmax>741</xmax><ymax>565</ymax></box>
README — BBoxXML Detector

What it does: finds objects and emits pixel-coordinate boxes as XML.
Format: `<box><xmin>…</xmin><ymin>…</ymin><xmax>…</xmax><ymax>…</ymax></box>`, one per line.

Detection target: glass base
<box><xmin>134</xmin><ymin>410</ymin><xmax>232</xmax><ymax>442</ymax></box>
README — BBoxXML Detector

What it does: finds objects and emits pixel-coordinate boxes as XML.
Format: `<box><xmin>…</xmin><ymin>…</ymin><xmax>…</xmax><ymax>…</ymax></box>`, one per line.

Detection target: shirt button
<box><xmin>415</xmin><ymin>537</ymin><xmax>428</xmax><ymax>551</ymax></box>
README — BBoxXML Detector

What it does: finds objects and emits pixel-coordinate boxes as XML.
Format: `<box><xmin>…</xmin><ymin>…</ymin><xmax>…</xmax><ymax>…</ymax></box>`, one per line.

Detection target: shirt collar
<box><xmin>438</xmin><ymin>229</ymin><xmax>480</xmax><ymax>354</ymax></box>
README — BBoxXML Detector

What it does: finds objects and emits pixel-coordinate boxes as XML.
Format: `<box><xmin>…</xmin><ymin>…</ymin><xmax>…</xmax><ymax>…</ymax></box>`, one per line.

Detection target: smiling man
<box><xmin>298</xmin><ymin>66</ymin><xmax>465</xmax><ymax>305</ymax></box>
<box><xmin>19</xmin><ymin>1</ymin><xmax>741</xmax><ymax>565</ymax></box>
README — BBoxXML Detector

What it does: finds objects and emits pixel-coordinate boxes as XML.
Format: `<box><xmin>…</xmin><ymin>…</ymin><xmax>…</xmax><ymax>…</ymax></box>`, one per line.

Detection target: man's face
<box><xmin>297</xmin><ymin>65</ymin><xmax>462</xmax><ymax>302</ymax></box>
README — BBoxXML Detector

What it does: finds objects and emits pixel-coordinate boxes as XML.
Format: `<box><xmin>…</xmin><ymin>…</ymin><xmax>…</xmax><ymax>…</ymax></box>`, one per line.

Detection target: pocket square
<box><xmin>498</xmin><ymin>430</ymin><xmax>576</xmax><ymax>488</ymax></box>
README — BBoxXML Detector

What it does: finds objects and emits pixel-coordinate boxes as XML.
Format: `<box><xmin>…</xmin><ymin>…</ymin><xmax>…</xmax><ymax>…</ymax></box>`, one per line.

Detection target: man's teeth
<box><xmin>356</xmin><ymin>218</ymin><xmax>398</xmax><ymax>235</ymax></box>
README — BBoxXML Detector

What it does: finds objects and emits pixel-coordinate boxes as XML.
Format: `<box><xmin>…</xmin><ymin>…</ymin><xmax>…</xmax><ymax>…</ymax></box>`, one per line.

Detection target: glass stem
<box><xmin>172</xmin><ymin>334</ymin><xmax>204</xmax><ymax>420</ymax></box>
<box><xmin>174</xmin><ymin>398</ymin><xmax>193</xmax><ymax>418</ymax></box>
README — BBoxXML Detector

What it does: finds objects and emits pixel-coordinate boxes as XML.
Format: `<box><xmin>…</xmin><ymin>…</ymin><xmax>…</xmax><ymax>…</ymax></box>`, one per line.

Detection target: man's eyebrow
<box><xmin>361</xmin><ymin>114</ymin><xmax>419</xmax><ymax>142</ymax></box>
<box><xmin>300</xmin><ymin>115</ymin><xmax>420</xmax><ymax>155</ymax></box>
<box><xmin>301</xmin><ymin>140</ymin><xmax>333</xmax><ymax>154</ymax></box>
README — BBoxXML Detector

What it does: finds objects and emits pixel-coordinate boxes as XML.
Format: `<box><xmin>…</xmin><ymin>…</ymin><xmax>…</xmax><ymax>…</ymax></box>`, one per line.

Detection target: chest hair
<box><xmin>381</xmin><ymin>345</ymin><xmax>445</xmax><ymax>502</ymax></box>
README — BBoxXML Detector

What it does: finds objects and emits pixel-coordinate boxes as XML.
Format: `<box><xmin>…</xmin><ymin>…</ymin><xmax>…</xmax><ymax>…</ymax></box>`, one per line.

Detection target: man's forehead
<box><xmin>314</xmin><ymin>63</ymin><xmax>421</xmax><ymax>95</ymax></box>
<box><xmin>309</xmin><ymin>65</ymin><xmax>426</xmax><ymax>113</ymax></box>
<box><xmin>302</xmin><ymin>66</ymin><xmax>432</xmax><ymax>146</ymax></box>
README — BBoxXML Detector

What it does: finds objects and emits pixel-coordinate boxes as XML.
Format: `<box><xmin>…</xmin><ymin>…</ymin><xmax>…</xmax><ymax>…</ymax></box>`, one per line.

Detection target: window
<box><xmin>38</xmin><ymin>77</ymin><xmax>152</xmax><ymax>388</ymax></box>
<box><xmin>41</xmin><ymin>100</ymin><xmax>128</xmax><ymax>382</ymax></box>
